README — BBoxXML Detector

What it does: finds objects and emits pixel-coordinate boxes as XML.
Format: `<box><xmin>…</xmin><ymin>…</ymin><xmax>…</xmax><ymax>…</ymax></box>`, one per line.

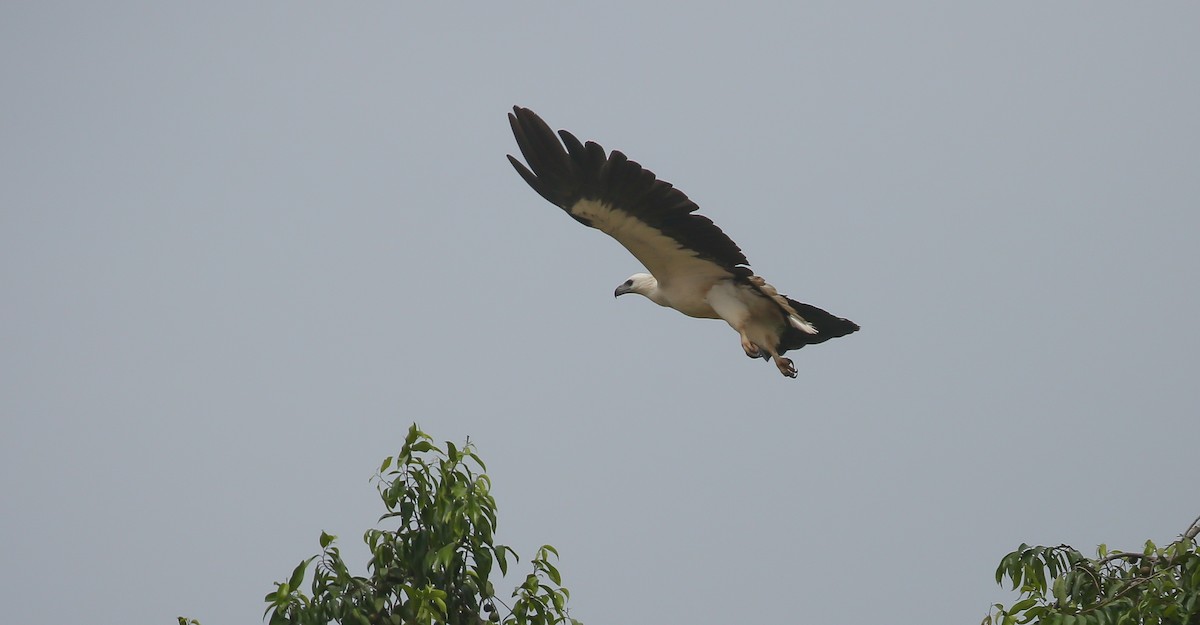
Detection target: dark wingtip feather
<box><xmin>507</xmin><ymin>106</ymin><xmax>579</xmax><ymax>209</ymax></box>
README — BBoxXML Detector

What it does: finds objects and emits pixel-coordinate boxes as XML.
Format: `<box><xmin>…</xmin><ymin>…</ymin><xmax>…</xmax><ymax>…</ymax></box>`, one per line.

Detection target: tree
<box><xmin>257</xmin><ymin>424</ymin><xmax>580</xmax><ymax>625</ymax></box>
<box><xmin>986</xmin><ymin>515</ymin><xmax>1200</xmax><ymax>625</ymax></box>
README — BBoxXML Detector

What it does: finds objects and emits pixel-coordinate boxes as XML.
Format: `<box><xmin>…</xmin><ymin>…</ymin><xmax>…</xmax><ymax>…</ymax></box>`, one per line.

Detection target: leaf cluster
<box><xmin>986</xmin><ymin>515</ymin><xmax>1200</xmax><ymax>625</ymax></box>
<box><xmin>263</xmin><ymin>424</ymin><xmax>580</xmax><ymax>625</ymax></box>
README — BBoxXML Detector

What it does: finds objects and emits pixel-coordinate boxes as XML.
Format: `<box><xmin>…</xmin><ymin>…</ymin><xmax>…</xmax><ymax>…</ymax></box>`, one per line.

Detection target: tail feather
<box><xmin>777</xmin><ymin>298</ymin><xmax>859</xmax><ymax>353</ymax></box>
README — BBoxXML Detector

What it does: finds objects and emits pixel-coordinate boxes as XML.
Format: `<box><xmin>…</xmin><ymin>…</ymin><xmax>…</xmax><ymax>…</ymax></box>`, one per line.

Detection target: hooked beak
<box><xmin>614</xmin><ymin>284</ymin><xmax>633</xmax><ymax>298</ymax></box>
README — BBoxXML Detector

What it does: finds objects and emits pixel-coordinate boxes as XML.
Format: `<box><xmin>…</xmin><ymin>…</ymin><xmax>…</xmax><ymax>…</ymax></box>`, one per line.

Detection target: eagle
<box><xmin>506</xmin><ymin>106</ymin><xmax>859</xmax><ymax>378</ymax></box>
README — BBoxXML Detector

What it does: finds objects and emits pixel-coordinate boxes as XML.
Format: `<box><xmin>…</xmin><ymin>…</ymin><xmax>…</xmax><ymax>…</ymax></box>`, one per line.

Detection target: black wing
<box><xmin>507</xmin><ymin>106</ymin><xmax>750</xmax><ymax>281</ymax></box>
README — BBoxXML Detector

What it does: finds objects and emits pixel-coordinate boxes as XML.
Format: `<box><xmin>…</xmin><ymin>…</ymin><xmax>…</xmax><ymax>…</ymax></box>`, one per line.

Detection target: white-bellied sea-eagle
<box><xmin>507</xmin><ymin>106</ymin><xmax>859</xmax><ymax>378</ymax></box>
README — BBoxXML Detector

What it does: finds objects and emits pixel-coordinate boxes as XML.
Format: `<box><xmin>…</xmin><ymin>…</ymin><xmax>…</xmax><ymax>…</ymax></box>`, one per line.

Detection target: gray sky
<box><xmin>2</xmin><ymin>3</ymin><xmax>1198</xmax><ymax>624</ymax></box>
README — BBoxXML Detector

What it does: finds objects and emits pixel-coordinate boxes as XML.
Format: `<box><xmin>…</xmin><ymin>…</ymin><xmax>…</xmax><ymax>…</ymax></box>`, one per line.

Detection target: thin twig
<box><xmin>1074</xmin><ymin>562</ymin><xmax>1102</xmax><ymax>594</ymax></box>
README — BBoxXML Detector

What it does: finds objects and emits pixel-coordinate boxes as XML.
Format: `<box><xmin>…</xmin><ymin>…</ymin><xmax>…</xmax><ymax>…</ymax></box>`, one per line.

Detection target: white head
<box><xmin>613</xmin><ymin>273</ymin><xmax>659</xmax><ymax>299</ymax></box>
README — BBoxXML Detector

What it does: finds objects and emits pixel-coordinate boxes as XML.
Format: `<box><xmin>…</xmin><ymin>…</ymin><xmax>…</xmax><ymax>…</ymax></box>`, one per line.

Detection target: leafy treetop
<box><xmin>259</xmin><ymin>424</ymin><xmax>579</xmax><ymax>625</ymax></box>
<box><xmin>987</xmin><ymin>515</ymin><xmax>1200</xmax><ymax>625</ymax></box>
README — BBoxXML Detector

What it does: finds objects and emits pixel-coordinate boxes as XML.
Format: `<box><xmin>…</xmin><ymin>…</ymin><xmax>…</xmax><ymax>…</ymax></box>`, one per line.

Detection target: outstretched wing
<box><xmin>507</xmin><ymin>106</ymin><xmax>749</xmax><ymax>288</ymax></box>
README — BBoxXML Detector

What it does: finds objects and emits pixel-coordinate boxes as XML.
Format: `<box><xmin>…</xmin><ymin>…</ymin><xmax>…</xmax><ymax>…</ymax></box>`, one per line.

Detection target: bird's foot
<box><xmin>740</xmin><ymin>336</ymin><xmax>761</xmax><ymax>358</ymax></box>
<box><xmin>774</xmin><ymin>356</ymin><xmax>797</xmax><ymax>378</ymax></box>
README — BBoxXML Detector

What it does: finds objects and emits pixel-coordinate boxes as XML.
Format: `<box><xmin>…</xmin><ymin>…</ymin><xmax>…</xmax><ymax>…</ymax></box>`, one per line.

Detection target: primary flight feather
<box><xmin>506</xmin><ymin>106</ymin><xmax>858</xmax><ymax>378</ymax></box>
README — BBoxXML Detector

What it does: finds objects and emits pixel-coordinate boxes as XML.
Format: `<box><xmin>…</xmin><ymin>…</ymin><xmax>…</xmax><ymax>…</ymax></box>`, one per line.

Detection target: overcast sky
<box><xmin>2</xmin><ymin>3</ymin><xmax>1198</xmax><ymax>624</ymax></box>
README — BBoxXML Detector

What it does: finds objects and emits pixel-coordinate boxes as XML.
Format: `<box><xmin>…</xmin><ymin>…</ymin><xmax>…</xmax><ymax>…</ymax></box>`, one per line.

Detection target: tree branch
<box><xmin>1182</xmin><ymin>514</ymin><xmax>1200</xmax><ymax>543</ymax></box>
<box><xmin>1096</xmin><ymin>552</ymin><xmax>1149</xmax><ymax>566</ymax></box>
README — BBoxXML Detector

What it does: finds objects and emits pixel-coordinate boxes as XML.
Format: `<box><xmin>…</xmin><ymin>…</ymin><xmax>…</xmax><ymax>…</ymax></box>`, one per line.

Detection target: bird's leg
<box><xmin>759</xmin><ymin>343</ymin><xmax>797</xmax><ymax>378</ymax></box>
<box><xmin>738</xmin><ymin>330</ymin><xmax>761</xmax><ymax>358</ymax></box>
<box><xmin>772</xmin><ymin>354</ymin><xmax>797</xmax><ymax>378</ymax></box>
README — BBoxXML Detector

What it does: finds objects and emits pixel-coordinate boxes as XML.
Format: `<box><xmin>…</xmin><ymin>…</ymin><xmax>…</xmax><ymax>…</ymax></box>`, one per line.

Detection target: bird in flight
<box><xmin>507</xmin><ymin>107</ymin><xmax>858</xmax><ymax>378</ymax></box>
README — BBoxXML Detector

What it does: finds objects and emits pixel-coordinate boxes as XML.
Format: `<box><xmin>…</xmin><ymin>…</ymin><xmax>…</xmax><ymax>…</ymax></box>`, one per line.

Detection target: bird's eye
<box><xmin>624</xmin><ymin>280</ymin><xmax>633</xmax><ymax>287</ymax></box>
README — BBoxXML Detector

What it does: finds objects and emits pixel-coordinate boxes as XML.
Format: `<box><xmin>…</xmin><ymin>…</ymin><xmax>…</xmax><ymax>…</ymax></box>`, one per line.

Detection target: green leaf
<box><xmin>405</xmin><ymin>423</ymin><xmax>422</xmax><ymax>445</ymax></box>
<box><xmin>494</xmin><ymin>545</ymin><xmax>511</xmax><ymax>576</ymax></box>
<box><xmin>1009</xmin><ymin>558</ymin><xmax>1024</xmax><ymax>591</ymax></box>
<box><xmin>320</xmin><ymin>531</ymin><xmax>336</xmax><ymax>549</ymax></box>
<box><xmin>474</xmin><ymin>547</ymin><xmax>494</xmax><ymax>580</ymax></box>
<box><xmin>435</xmin><ymin>542</ymin><xmax>459</xmax><ymax>570</ymax></box>
<box><xmin>288</xmin><ymin>558</ymin><xmax>312</xmax><ymax>591</ymax></box>
<box><xmin>431</xmin><ymin>594</ymin><xmax>448</xmax><ymax>617</ymax></box>
<box><xmin>1010</xmin><ymin>598</ymin><xmax>1037</xmax><ymax>612</ymax></box>
<box><xmin>544</xmin><ymin>560</ymin><xmax>562</xmax><ymax>585</ymax></box>
<box><xmin>1033</xmin><ymin>561</ymin><xmax>1048</xmax><ymax>593</ymax></box>
<box><xmin>998</xmin><ymin>553</ymin><xmax>1016</xmax><ymax>585</ymax></box>
<box><xmin>380</xmin><ymin>456</ymin><xmax>393</xmax><ymax>473</ymax></box>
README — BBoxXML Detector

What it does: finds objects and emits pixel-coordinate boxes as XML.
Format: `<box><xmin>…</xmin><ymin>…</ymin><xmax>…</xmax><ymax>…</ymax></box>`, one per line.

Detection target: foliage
<box><xmin>260</xmin><ymin>424</ymin><xmax>579</xmax><ymax>625</ymax></box>
<box><xmin>985</xmin><ymin>515</ymin><xmax>1200</xmax><ymax>625</ymax></box>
